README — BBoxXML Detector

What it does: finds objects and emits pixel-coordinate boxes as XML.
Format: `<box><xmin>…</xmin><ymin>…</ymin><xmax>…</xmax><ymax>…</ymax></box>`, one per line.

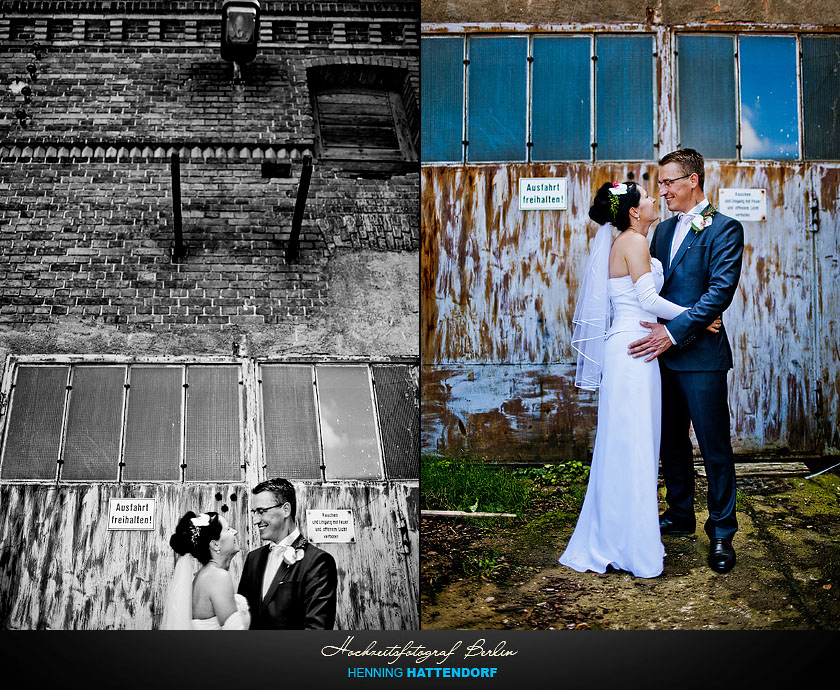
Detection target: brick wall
<box><xmin>0</xmin><ymin>3</ymin><xmax>419</xmax><ymax>352</ymax></box>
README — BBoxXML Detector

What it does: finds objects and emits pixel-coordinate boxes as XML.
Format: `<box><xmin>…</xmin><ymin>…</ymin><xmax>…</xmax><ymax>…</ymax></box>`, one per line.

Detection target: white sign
<box><xmin>518</xmin><ymin>177</ymin><xmax>568</xmax><ymax>210</ymax></box>
<box><xmin>306</xmin><ymin>509</ymin><xmax>356</xmax><ymax>543</ymax></box>
<box><xmin>718</xmin><ymin>188</ymin><xmax>767</xmax><ymax>222</ymax></box>
<box><xmin>107</xmin><ymin>498</ymin><xmax>155</xmax><ymax>530</ymax></box>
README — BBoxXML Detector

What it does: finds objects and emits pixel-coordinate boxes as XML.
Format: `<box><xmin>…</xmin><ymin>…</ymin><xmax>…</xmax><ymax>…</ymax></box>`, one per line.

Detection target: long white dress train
<box><xmin>560</xmin><ymin>258</ymin><xmax>679</xmax><ymax>579</ymax></box>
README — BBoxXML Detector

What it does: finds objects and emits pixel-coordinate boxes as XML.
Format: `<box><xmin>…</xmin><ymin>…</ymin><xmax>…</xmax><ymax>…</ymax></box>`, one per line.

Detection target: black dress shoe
<box><xmin>659</xmin><ymin>514</ymin><xmax>695</xmax><ymax>535</ymax></box>
<box><xmin>708</xmin><ymin>539</ymin><xmax>736</xmax><ymax>574</ymax></box>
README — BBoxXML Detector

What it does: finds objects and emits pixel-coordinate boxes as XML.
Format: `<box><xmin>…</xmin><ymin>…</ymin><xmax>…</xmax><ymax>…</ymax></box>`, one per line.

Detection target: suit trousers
<box><xmin>659</xmin><ymin>365</ymin><xmax>738</xmax><ymax>540</ymax></box>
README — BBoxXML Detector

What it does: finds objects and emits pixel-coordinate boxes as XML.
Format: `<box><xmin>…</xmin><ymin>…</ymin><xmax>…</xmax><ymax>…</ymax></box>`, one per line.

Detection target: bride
<box><xmin>559</xmin><ymin>181</ymin><xmax>721</xmax><ymax>578</ymax></box>
<box><xmin>160</xmin><ymin>511</ymin><xmax>251</xmax><ymax>629</ymax></box>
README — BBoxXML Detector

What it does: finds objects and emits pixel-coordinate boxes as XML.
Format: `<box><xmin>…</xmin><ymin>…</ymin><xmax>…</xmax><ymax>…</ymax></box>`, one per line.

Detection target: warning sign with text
<box><xmin>307</xmin><ymin>509</ymin><xmax>356</xmax><ymax>543</ymax></box>
<box><xmin>718</xmin><ymin>188</ymin><xmax>767</xmax><ymax>222</ymax></box>
<box><xmin>107</xmin><ymin>498</ymin><xmax>155</xmax><ymax>531</ymax></box>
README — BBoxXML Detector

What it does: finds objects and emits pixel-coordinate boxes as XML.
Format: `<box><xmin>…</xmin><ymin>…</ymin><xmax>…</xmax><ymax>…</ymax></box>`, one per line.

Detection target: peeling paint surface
<box><xmin>0</xmin><ymin>481</ymin><xmax>418</xmax><ymax>629</ymax></box>
<box><xmin>422</xmin><ymin>161</ymin><xmax>839</xmax><ymax>459</ymax></box>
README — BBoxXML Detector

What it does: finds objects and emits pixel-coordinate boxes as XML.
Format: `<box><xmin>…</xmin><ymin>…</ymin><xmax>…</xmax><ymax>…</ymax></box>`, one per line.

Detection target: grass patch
<box><xmin>421</xmin><ymin>455</ymin><xmax>531</xmax><ymax>515</ymax></box>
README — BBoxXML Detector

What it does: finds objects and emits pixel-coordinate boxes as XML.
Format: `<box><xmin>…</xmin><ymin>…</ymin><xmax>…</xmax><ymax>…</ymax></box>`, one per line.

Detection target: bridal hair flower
<box><xmin>189</xmin><ymin>512</ymin><xmax>212</xmax><ymax>546</ymax></box>
<box><xmin>608</xmin><ymin>182</ymin><xmax>628</xmax><ymax>220</ymax></box>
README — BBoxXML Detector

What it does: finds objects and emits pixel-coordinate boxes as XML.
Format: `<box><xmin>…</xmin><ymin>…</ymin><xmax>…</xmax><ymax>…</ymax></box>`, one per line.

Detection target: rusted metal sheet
<box><xmin>813</xmin><ymin>164</ymin><xmax>840</xmax><ymax>452</ymax></box>
<box><xmin>422</xmin><ymin>163</ymin><xmax>661</xmax><ymax>365</ymax></box>
<box><xmin>0</xmin><ymin>480</ymin><xmax>418</xmax><ymax>630</ymax></box>
<box><xmin>296</xmin><ymin>481</ymin><xmax>419</xmax><ymax>630</ymax></box>
<box><xmin>422</xmin><ymin>161</ymin><xmax>831</xmax><ymax>458</ymax></box>
<box><xmin>714</xmin><ymin>162</ymin><xmax>818</xmax><ymax>455</ymax></box>
<box><xmin>421</xmin><ymin>364</ymin><xmax>597</xmax><ymax>461</ymax></box>
<box><xmin>0</xmin><ymin>482</ymin><xmax>249</xmax><ymax>630</ymax></box>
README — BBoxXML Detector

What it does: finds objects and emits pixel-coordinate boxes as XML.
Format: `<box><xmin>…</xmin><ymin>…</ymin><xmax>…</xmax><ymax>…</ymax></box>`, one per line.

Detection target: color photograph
<box><xmin>420</xmin><ymin>1</ymin><xmax>840</xmax><ymax>630</ymax></box>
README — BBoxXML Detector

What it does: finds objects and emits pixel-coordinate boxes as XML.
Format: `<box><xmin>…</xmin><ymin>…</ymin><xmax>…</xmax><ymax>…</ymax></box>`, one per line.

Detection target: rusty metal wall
<box><xmin>0</xmin><ymin>480</ymin><xmax>418</xmax><ymax>630</ymax></box>
<box><xmin>813</xmin><ymin>165</ymin><xmax>840</xmax><ymax>453</ymax></box>
<box><xmin>422</xmin><ymin>159</ymin><xmax>839</xmax><ymax>460</ymax></box>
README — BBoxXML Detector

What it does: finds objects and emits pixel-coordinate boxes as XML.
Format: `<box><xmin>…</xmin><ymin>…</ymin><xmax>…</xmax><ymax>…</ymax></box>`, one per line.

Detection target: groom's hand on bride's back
<box><xmin>628</xmin><ymin>322</ymin><xmax>673</xmax><ymax>362</ymax></box>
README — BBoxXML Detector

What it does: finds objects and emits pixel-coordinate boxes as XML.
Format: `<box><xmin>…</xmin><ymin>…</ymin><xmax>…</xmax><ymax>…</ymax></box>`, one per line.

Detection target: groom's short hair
<box><xmin>253</xmin><ymin>477</ymin><xmax>297</xmax><ymax>516</ymax></box>
<box><xmin>659</xmin><ymin>148</ymin><xmax>705</xmax><ymax>191</ymax></box>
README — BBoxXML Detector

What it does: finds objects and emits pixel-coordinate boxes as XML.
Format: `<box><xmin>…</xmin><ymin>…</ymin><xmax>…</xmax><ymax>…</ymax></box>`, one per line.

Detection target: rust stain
<box><xmin>819</xmin><ymin>167</ymin><xmax>840</xmax><ymax>211</ymax></box>
<box><xmin>423</xmin><ymin>159</ymin><xmax>833</xmax><ymax>458</ymax></box>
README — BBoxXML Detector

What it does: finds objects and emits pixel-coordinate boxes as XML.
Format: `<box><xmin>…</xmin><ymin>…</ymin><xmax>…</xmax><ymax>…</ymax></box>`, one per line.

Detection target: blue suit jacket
<box><xmin>649</xmin><ymin>206</ymin><xmax>744</xmax><ymax>371</ymax></box>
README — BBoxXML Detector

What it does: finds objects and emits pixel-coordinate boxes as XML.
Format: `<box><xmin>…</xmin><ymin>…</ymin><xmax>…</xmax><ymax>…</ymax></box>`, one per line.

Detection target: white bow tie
<box><xmin>270</xmin><ymin>541</ymin><xmax>291</xmax><ymax>552</ymax></box>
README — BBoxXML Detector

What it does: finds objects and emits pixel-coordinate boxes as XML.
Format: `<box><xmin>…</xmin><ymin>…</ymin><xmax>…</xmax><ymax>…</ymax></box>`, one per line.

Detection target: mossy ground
<box><xmin>421</xmin><ymin>467</ymin><xmax>840</xmax><ymax>630</ymax></box>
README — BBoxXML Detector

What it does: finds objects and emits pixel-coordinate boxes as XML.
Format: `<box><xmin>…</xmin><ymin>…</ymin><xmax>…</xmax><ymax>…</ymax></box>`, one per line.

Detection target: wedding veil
<box><xmin>571</xmin><ymin>222</ymin><xmax>613</xmax><ymax>390</ymax></box>
<box><xmin>160</xmin><ymin>553</ymin><xmax>195</xmax><ymax>630</ymax></box>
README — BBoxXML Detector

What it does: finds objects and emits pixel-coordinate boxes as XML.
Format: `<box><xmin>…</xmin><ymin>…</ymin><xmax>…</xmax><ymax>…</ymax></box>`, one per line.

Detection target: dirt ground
<box><xmin>421</xmin><ymin>464</ymin><xmax>840</xmax><ymax>630</ymax></box>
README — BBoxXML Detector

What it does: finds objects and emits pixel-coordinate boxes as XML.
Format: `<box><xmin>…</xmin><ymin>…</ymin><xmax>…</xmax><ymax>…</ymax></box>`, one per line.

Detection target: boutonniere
<box><xmin>282</xmin><ymin>536</ymin><xmax>308</xmax><ymax>565</ymax></box>
<box><xmin>691</xmin><ymin>206</ymin><xmax>717</xmax><ymax>233</ymax></box>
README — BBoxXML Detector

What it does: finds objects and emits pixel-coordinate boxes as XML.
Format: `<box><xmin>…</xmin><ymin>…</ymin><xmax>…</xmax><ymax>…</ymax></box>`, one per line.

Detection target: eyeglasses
<box><xmin>657</xmin><ymin>174</ymin><xmax>692</xmax><ymax>189</ymax></box>
<box><xmin>250</xmin><ymin>502</ymin><xmax>287</xmax><ymax>517</ymax></box>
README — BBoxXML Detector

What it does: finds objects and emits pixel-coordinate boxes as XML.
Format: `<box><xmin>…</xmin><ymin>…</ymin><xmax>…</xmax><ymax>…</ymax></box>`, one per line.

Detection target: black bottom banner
<box><xmin>4</xmin><ymin>629</ymin><xmax>833</xmax><ymax>688</ymax></box>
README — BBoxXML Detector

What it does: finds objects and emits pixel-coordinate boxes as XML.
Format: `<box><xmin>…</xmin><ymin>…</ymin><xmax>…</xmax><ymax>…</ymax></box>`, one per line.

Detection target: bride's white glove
<box><xmin>633</xmin><ymin>272</ymin><xmax>688</xmax><ymax>321</ymax></box>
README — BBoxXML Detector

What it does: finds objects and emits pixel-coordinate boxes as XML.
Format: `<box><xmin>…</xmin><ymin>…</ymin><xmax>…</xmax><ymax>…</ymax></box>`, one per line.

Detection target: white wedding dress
<box><xmin>191</xmin><ymin>594</ymin><xmax>251</xmax><ymax>630</ymax></box>
<box><xmin>160</xmin><ymin>554</ymin><xmax>251</xmax><ymax>630</ymax></box>
<box><xmin>560</xmin><ymin>258</ymin><xmax>681</xmax><ymax>579</ymax></box>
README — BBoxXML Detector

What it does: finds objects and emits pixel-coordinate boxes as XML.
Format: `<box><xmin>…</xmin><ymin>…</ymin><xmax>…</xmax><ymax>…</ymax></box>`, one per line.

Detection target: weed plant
<box><xmin>514</xmin><ymin>461</ymin><xmax>590</xmax><ymax>489</ymax></box>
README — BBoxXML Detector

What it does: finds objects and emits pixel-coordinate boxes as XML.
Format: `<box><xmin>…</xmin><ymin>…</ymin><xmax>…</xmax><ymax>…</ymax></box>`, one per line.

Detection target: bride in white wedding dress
<box><xmin>161</xmin><ymin>511</ymin><xmax>251</xmax><ymax>630</ymax></box>
<box><xmin>559</xmin><ymin>182</ymin><xmax>721</xmax><ymax>578</ymax></box>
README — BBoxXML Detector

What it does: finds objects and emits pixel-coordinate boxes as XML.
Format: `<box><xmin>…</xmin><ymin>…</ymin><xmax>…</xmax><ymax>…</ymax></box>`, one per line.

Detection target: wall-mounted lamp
<box><xmin>221</xmin><ymin>0</ymin><xmax>260</xmax><ymax>81</ymax></box>
<box><xmin>14</xmin><ymin>107</ymin><xmax>28</xmax><ymax>127</ymax></box>
<box><xmin>21</xmin><ymin>85</ymin><xmax>32</xmax><ymax>104</ymax></box>
<box><xmin>26</xmin><ymin>63</ymin><xmax>38</xmax><ymax>81</ymax></box>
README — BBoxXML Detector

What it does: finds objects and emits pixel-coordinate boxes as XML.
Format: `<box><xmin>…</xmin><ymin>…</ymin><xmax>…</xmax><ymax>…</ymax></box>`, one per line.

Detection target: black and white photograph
<box><xmin>1</xmin><ymin>0</ymin><xmax>839</xmax><ymax>684</ymax></box>
<box><xmin>0</xmin><ymin>0</ymin><xmax>420</xmax><ymax>631</ymax></box>
<box><xmin>420</xmin><ymin>1</ymin><xmax>840</xmax><ymax>630</ymax></box>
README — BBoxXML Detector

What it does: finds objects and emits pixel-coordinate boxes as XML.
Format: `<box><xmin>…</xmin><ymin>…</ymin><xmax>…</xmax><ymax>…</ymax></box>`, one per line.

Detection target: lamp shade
<box><xmin>221</xmin><ymin>0</ymin><xmax>261</xmax><ymax>63</ymax></box>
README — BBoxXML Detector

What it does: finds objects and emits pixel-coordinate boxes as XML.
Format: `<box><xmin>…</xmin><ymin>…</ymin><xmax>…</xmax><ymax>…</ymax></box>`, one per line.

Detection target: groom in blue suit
<box><xmin>629</xmin><ymin>148</ymin><xmax>744</xmax><ymax>574</ymax></box>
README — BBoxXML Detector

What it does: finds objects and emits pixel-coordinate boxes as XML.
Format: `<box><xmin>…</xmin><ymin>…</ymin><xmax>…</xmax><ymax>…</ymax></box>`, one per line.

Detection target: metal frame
<box><xmin>421</xmin><ymin>22</ymin><xmax>840</xmax><ymax>165</ymax></box>
<box><xmin>0</xmin><ymin>356</ymin><xmax>250</xmax><ymax>485</ymax></box>
<box><xmin>0</xmin><ymin>355</ymin><xmax>419</xmax><ymax>485</ymax></box>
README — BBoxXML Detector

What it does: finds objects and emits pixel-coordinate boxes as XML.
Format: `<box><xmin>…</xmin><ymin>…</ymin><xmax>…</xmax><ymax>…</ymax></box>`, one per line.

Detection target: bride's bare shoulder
<box><xmin>613</xmin><ymin>230</ymin><xmax>650</xmax><ymax>255</ymax></box>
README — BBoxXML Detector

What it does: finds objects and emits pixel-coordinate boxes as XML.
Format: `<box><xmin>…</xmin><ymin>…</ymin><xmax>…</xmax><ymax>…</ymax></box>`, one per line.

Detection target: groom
<box><xmin>238</xmin><ymin>477</ymin><xmax>338</xmax><ymax>628</ymax></box>
<box><xmin>629</xmin><ymin>148</ymin><xmax>744</xmax><ymax>574</ymax></box>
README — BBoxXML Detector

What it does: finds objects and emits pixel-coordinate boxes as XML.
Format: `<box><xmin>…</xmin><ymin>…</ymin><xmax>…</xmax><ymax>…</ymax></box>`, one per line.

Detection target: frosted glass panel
<box><xmin>261</xmin><ymin>365</ymin><xmax>322</xmax><ymax>481</ymax></box>
<box><xmin>1</xmin><ymin>366</ymin><xmax>67</xmax><ymax>480</ymax></box>
<box><xmin>62</xmin><ymin>366</ymin><xmax>125</xmax><ymax>480</ymax></box>
<box><xmin>532</xmin><ymin>36</ymin><xmax>591</xmax><ymax>161</ymax></box>
<box><xmin>316</xmin><ymin>366</ymin><xmax>383</xmax><ymax>480</ymax></box>
<box><xmin>185</xmin><ymin>366</ymin><xmax>241</xmax><ymax>481</ymax></box>
<box><xmin>739</xmin><ymin>36</ymin><xmax>799</xmax><ymax>160</ymax></box>
<box><xmin>802</xmin><ymin>35</ymin><xmax>840</xmax><ymax>160</ymax></box>
<box><xmin>123</xmin><ymin>367</ymin><xmax>182</xmax><ymax>481</ymax></box>
<box><xmin>677</xmin><ymin>35</ymin><xmax>737</xmax><ymax>159</ymax></box>
<box><xmin>421</xmin><ymin>37</ymin><xmax>464</xmax><ymax>162</ymax></box>
<box><xmin>467</xmin><ymin>36</ymin><xmax>527</xmax><ymax>162</ymax></box>
<box><xmin>595</xmin><ymin>35</ymin><xmax>655</xmax><ymax>160</ymax></box>
<box><xmin>372</xmin><ymin>365</ymin><xmax>419</xmax><ymax>480</ymax></box>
